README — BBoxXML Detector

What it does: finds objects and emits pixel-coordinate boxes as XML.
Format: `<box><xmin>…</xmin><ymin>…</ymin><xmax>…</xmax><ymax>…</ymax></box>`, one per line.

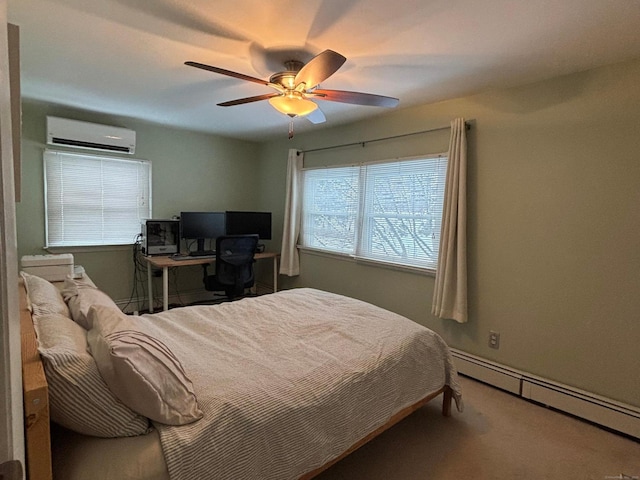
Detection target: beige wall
<box><xmin>17</xmin><ymin>101</ymin><xmax>261</xmax><ymax>303</ymax></box>
<box><xmin>258</xmin><ymin>57</ymin><xmax>640</xmax><ymax>407</ymax></box>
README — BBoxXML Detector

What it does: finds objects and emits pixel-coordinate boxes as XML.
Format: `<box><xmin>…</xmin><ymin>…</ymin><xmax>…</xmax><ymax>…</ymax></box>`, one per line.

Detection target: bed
<box><xmin>20</xmin><ymin>271</ymin><xmax>462</xmax><ymax>480</ymax></box>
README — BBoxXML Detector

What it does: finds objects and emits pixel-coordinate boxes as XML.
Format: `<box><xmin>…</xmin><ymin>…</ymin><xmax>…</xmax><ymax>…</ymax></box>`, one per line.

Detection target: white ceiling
<box><xmin>8</xmin><ymin>0</ymin><xmax>640</xmax><ymax>141</ymax></box>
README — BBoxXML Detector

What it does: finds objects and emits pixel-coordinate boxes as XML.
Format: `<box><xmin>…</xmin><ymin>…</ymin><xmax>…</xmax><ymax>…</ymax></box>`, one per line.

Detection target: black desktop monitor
<box><xmin>225</xmin><ymin>211</ymin><xmax>272</xmax><ymax>240</ymax></box>
<box><xmin>180</xmin><ymin>211</ymin><xmax>226</xmax><ymax>255</ymax></box>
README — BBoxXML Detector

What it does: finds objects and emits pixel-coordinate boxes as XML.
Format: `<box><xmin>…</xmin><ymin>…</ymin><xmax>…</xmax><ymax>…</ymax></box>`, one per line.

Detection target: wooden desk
<box><xmin>143</xmin><ymin>252</ymin><xmax>280</xmax><ymax>312</ymax></box>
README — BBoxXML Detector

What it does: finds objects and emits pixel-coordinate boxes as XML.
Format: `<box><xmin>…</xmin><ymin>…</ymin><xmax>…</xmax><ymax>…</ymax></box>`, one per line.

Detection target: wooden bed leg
<box><xmin>442</xmin><ymin>386</ymin><xmax>453</xmax><ymax>417</ymax></box>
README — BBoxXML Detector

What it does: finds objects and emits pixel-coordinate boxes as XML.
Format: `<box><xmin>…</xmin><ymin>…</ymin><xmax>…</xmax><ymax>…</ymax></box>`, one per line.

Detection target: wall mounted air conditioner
<box><xmin>46</xmin><ymin>116</ymin><xmax>136</xmax><ymax>154</ymax></box>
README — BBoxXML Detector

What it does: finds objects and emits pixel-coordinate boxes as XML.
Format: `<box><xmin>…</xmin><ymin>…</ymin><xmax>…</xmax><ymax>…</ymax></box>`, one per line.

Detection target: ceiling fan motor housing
<box><xmin>270</xmin><ymin>61</ymin><xmax>304</xmax><ymax>89</ymax></box>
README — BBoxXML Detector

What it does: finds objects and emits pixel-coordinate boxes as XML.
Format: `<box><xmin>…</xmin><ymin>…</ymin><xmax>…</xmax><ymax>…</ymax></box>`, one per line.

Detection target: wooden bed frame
<box><xmin>19</xmin><ymin>279</ymin><xmax>453</xmax><ymax>480</ymax></box>
<box><xmin>20</xmin><ymin>279</ymin><xmax>52</xmax><ymax>480</ymax></box>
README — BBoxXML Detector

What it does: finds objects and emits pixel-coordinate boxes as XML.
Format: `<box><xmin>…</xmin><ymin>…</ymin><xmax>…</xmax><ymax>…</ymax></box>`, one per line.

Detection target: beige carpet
<box><xmin>317</xmin><ymin>376</ymin><xmax>639</xmax><ymax>480</ymax></box>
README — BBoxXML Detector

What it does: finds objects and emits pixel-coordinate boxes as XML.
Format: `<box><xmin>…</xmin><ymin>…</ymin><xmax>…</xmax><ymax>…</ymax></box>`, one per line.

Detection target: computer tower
<box><xmin>141</xmin><ymin>219</ymin><xmax>180</xmax><ymax>255</ymax></box>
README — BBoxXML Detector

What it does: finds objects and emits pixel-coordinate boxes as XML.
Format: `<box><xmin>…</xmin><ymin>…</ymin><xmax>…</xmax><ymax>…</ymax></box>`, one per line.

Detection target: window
<box><xmin>44</xmin><ymin>150</ymin><xmax>151</xmax><ymax>247</ymax></box>
<box><xmin>301</xmin><ymin>166</ymin><xmax>360</xmax><ymax>254</ymax></box>
<box><xmin>301</xmin><ymin>154</ymin><xmax>447</xmax><ymax>271</ymax></box>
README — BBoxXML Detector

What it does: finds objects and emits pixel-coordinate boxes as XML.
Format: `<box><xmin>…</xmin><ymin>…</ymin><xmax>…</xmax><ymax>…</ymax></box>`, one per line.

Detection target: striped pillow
<box><xmin>35</xmin><ymin>313</ymin><xmax>150</xmax><ymax>437</ymax></box>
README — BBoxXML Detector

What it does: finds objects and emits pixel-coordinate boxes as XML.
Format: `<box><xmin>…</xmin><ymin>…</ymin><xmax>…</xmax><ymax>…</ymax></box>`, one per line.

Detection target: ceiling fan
<box><xmin>185</xmin><ymin>50</ymin><xmax>399</xmax><ymax>137</ymax></box>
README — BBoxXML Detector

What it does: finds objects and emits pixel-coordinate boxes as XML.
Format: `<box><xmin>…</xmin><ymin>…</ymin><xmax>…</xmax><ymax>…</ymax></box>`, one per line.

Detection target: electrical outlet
<box><xmin>489</xmin><ymin>331</ymin><xmax>500</xmax><ymax>349</ymax></box>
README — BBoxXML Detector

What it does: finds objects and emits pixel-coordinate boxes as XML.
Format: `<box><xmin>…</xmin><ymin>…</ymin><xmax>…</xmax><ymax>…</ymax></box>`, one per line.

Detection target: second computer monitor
<box><xmin>225</xmin><ymin>211</ymin><xmax>272</xmax><ymax>240</ymax></box>
<box><xmin>180</xmin><ymin>211</ymin><xmax>226</xmax><ymax>255</ymax></box>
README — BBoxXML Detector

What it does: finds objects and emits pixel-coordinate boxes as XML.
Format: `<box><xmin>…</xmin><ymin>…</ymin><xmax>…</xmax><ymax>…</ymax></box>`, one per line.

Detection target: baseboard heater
<box><xmin>450</xmin><ymin>349</ymin><xmax>640</xmax><ymax>439</ymax></box>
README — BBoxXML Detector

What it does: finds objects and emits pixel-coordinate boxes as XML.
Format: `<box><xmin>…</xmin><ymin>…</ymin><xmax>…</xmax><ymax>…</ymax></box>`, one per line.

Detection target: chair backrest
<box><xmin>214</xmin><ymin>235</ymin><xmax>259</xmax><ymax>292</ymax></box>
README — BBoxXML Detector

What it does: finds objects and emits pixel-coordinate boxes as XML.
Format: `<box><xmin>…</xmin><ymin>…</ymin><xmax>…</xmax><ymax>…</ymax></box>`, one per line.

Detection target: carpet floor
<box><xmin>316</xmin><ymin>376</ymin><xmax>639</xmax><ymax>480</ymax></box>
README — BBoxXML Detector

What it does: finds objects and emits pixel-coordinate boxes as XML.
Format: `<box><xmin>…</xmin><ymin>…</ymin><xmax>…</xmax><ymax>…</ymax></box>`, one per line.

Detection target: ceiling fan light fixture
<box><xmin>269</xmin><ymin>94</ymin><xmax>318</xmax><ymax>117</ymax></box>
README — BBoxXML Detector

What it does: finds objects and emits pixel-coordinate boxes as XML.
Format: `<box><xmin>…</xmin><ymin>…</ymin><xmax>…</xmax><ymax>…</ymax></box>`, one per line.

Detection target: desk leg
<box><xmin>162</xmin><ymin>267</ymin><xmax>169</xmax><ymax>311</ymax></box>
<box><xmin>273</xmin><ymin>257</ymin><xmax>278</xmax><ymax>293</ymax></box>
<box><xmin>148</xmin><ymin>264</ymin><xmax>154</xmax><ymax>313</ymax></box>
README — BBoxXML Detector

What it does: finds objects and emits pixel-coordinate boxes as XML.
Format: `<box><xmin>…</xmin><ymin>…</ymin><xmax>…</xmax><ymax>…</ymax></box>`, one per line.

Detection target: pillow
<box><xmin>87</xmin><ymin>306</ymin><xmax>203</xmax><ymax>426</ymax></box>
<box><xmin>34</xmin><ymin>313</ymin><xmax>150</xmax><ymax>437</ymax></box>
<box><xmin>20</xmin><ymin>271</ymin><xmax>70</xmax><ymax>318</ymax></box>
<box><xmin>67</xmin><ymin>271</ymin><xmax>97</xmax><ymax>288</ymax></box>
<box><xmin>61</xmin><ymin>275</ymin><xmax>120</xmax><ymax>329</ymax></box>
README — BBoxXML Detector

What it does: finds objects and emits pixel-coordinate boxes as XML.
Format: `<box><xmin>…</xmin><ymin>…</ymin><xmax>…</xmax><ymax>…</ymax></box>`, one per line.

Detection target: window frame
<box><xmin>299</xmin><ymin>153</ymin><xmax>447</xmax><ymax>274</ymax></box>
<box><xmin>43</xmin><ymin>149</ymin><xmax>152</xmax><ymax>248</ymax></box>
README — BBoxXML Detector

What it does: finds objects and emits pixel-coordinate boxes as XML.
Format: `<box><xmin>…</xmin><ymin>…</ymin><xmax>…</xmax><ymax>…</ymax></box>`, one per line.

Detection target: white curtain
<box><xmin>432</xmin><ymin>118</ymin><xmax>468</xmax><ymax>323</ymax></box>
<box><xmin>279</xmin><ymin>149</ymin><xmax>303</xmax><ymax>276</ymax></box>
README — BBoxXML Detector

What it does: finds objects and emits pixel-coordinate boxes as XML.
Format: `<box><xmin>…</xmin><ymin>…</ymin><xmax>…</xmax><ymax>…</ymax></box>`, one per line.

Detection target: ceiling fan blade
<box><xmin>185</xmin><ymin>61</ymin><xmax>269</xmax><ymax>86</ymax></box>
<box><xmin>312</xmin><ymin>89</ymin><xmax>399</xmax><ymax>108</ymax></box>
<box><xmin>305</xmin><ymin>107</ymin><xmax>326</xmax><ymax>124</ymax></box>
<box><xmin>294</xmin><ymin>50</ymin><xmax>346</xmax><ymax>89</ymax></box>
<box><xmin>217</xmin><ymin>93</ymin><xmax>281</xmax><ymax>107</ymax></box>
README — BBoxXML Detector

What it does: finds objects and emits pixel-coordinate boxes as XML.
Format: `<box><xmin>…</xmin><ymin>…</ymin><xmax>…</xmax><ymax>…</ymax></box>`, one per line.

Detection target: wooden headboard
<box><xmin>19</xmin><ymin>279</ymin><xmax>53</xmax><ymax>480</ymax></box>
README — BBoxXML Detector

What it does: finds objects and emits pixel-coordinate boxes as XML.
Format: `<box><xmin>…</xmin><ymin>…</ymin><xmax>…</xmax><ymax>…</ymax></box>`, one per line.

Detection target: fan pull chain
<box><xmin>288</xmin><ymin>118</ymin><xmax>295</xmax><ymax>139</ymax></box>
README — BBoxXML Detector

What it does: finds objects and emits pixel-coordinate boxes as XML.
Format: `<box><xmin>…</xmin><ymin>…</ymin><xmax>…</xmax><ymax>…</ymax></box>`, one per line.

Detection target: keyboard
<box><xmin>171</xmin><ymin>253</ymin><xmax>216</xmax><ymax>261</ymax></box>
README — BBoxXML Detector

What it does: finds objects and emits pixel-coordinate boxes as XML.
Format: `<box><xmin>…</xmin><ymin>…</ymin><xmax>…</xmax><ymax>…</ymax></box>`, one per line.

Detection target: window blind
<box><xmin>301</xmin><ymin>166</ymin><xmax>360</xmax><ymax>254</ymax></box>
<box><xmin>358</xmin><ymin>156</ymin><xmax>446</xmax><ymax>270</ymax></box>
<box><xmin>44</xmin><ymin>150</ymin><xmax>151</xmax><ymax>247</ymax></box>
<box><xmin>301</xmin><ymin>154</ymin><xmax>447</xmax><ymax>270</ymax></box>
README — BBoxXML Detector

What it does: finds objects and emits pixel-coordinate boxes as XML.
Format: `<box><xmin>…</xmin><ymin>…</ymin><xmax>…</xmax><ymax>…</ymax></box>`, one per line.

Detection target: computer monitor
<box><xmin>225</xmin><ymin>211</ymin><xmax>272</xmax><ymax>240</ymax></box>
<box><xmin>180</xmin><ymin>212</ymin><xmax>226</xmax><ymax>255</ymax></box>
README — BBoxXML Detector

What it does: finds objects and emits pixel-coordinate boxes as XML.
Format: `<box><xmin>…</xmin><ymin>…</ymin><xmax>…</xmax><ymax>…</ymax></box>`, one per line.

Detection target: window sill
<box><xmin>44</xmin><ymin>244</ymin><xmax>134</xmax><ymax>254</ymax></box>
<box><xmin>297</xmin><ymin>246</ymin><xmax>436</xmax><ymax>277</ymax></box>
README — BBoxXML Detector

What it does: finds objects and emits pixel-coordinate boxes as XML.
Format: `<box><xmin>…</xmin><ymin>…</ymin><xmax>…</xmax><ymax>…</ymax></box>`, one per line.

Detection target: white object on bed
<box><xmin>122</xmin><ymin>288</ymin><xmax>462</xmax><ymax>480</ymax></box>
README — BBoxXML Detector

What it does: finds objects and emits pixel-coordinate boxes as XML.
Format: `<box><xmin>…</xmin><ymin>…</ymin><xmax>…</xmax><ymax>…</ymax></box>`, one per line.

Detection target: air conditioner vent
<box><xmin>47</xmin><ymin>116</ymin><xmax>136</xmax><ymax>154</ymax></box>
<box><xmin>49</xmin><ymin>137</ymin><xmax>133</xmax><ymax>153</ymax></box>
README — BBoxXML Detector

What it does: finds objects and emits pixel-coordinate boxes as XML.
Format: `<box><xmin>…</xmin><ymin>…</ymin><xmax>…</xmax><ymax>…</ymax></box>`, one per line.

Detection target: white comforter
<box><xmin>137</xmin><ymin>288</ymin><xmax>462</xmax><ymax>480</ymax></box>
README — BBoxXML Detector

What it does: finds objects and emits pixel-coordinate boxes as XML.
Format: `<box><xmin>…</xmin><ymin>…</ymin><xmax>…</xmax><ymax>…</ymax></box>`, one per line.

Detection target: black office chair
<box><xmin>203</xmin><ymin>235</ymin><xmax>259</xmax><ymax>301</ymax></box>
